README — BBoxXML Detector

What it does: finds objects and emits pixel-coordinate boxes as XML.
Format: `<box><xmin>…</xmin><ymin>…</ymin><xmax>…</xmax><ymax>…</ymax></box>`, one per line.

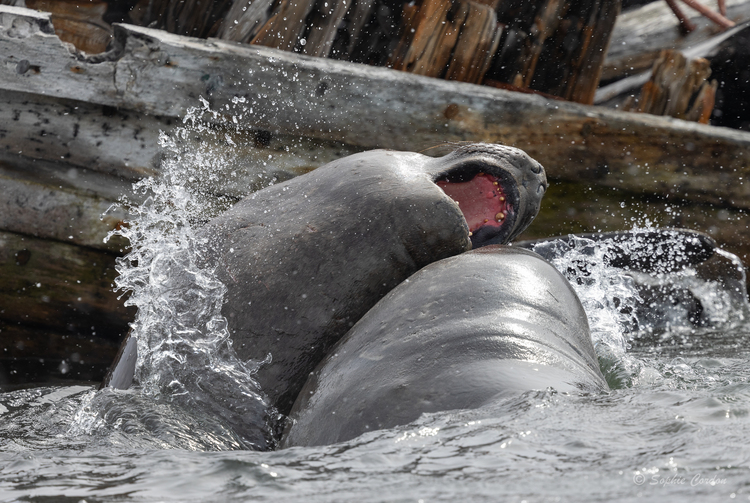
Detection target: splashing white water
<box><xmin>71</xmin><ymin>98</ymin><xmax>278</xmax><ymax>449</ymax></box>
<box><xmin>527</xmin><ymin>227</ymin><xmax>750</xmax><ymax>388</ymax></box>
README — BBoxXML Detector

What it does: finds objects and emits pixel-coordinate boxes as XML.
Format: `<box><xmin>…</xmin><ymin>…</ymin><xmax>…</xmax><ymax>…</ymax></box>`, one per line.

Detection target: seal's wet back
<box><xmin>282</xmin><ymin>246</ymin><xmax>608</xmax><ymax>448</ymax></box>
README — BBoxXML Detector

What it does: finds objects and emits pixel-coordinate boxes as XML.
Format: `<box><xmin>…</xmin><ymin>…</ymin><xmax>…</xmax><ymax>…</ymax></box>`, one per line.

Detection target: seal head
<box><xmin>427</xmin><ymin>143</ymin><xmax>547</xmax><ymax>248</ymax></box>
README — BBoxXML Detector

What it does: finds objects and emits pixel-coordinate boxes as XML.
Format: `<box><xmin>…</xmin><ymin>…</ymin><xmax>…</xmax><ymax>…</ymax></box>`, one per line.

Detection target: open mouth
<box><xmin>437</xmin><ymin>172</ymin><xmax>512</xmax><ymax>243</ymax></box>
<box><xmin>430</xmin><ymin>143</ymin><xmax>547</xmax><ymax>248</ymax></box>
<box><xmin>436</xmin><ymin>170</ymin><xmax>518</xmax><ymax>248</ymax></box>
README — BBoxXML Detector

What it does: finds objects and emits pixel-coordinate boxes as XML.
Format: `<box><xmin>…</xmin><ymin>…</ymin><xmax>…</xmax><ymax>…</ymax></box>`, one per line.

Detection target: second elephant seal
<box><xmin>282</xmin><ymin>246</ymin><xmax>608</xmax><ymax>448</ymax></box>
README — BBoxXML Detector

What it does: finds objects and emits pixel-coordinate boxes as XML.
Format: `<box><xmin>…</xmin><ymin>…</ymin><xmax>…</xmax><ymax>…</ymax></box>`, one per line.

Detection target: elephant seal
<box><xmin>103</xmin><ymin>144</ymin><xmax>548</xmax><ymax>421</ymax></box>
<box><xmin>281</xmin><ymin>246</ymin><xmax>608</xmax><ymax>448</ymax></box>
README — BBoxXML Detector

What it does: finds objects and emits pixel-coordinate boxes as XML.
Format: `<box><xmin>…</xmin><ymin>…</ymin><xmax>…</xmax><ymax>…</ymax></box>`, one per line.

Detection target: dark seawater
<box><xmin>2</xmin><ymin>102</ymin><xmax>749</xmax><ymax>502</ymax></box>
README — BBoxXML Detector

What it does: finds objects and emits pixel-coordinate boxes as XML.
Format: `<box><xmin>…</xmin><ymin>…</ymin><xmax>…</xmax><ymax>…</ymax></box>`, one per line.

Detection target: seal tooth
<box><xmin>495</xmin><ymin>212</ymin><xmax>505</xmax><ymax>221</ymax></box>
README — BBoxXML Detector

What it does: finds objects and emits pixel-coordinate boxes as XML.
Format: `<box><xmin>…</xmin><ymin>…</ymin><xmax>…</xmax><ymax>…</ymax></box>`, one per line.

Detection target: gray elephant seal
<box><xmin>103</xmin><ymin>144</ymin><xmax>548</xmax><ymax>423</ymax></box>
<box><xmin>282</xmin><ymin>246</ymin><xmax>608</xmax><ymax>448</ymax></box>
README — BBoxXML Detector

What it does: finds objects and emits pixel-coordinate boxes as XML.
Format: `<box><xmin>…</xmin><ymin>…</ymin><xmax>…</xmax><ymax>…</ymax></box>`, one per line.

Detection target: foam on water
<box><xmin>526</xmin><ymin>229</ymin><xmax>750</xmax><ymax>389</ymax></box>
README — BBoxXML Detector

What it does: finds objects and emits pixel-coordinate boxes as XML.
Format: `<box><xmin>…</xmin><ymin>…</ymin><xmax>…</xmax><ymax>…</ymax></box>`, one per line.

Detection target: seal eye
<box><xmin>436</xmin><ymin>172</ymin><xmax>512</xmax><ymax>246</ymax></box>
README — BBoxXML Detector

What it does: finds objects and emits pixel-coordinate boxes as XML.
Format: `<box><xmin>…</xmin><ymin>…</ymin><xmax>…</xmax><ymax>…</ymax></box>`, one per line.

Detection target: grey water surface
<box><xmin>1</xmin><ymin>332</ymin><xmax>750</xmax><ymax>502</ymax></box>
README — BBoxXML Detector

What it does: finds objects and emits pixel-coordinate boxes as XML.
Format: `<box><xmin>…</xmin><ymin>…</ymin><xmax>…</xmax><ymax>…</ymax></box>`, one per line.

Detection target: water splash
<box><xmin>70</xmin><ymin>98</ymin><xmax>278</xmax><ymax>450</ymax></box>
<box><xmin>526</xmin><ymin>226</ymin><xmax>750</xmax><ymax>389</ymax></box>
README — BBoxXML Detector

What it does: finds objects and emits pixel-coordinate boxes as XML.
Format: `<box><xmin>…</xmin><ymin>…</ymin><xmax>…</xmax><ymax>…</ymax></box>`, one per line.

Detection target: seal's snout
<box><xmin>431</xmin><ymin>143</ymin><xmax>547</xmax><ymax>247</ymax></box>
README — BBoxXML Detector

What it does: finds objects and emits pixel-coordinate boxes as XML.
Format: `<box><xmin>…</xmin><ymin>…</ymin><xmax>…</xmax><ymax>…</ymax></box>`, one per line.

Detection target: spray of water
<box><xmin>528</xmin><ymin>226</ymin><xmax>750</xmax><ymax>389</ymax></box>
<box><xmin>66</xmin><ymin>97</ymin><xmax>750</xmax><ymax>446</ymax></box>
<box><xmin>71</xmin><ymin>98</ymin><xmax>279</xmax><ymax>450</ymax></box>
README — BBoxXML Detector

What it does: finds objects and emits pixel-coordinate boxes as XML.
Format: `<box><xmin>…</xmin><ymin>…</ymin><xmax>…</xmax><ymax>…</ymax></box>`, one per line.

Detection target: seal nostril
<box><xmin>531</xmin><ymin>162</ymin><xmax>542</xmax><ymax>174</ymax></box>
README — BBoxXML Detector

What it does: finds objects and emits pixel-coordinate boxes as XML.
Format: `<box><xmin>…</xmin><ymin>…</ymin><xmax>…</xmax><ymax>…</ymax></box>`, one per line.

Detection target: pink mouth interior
<box><xmin>437</xmin><ymin>173</ymin><xmax>510</xmax><ymax>234</ymax></box>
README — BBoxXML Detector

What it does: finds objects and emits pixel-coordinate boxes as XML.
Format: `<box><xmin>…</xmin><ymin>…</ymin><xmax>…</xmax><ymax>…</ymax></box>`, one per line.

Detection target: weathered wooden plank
<box><xmin>486</xmin><ymin>0</ymin><xmax>620</xmax><ymax>104</ymax></box>
<box><xmin>250</xmin><ymin>0</ymin><xmax>316</xmax><ymax>51</ymax></box>
<box><xmin>562</xmin><ymin>0</ymin><xmax>622</xmax><ymax>104</ymax></box>
<box><xmin>0</xmin><ymin>123</ymin><xmax>359</xmax><ymax>249</ymax></box>
<box><xmin>0</xmin><ymin>88</ymin><xmax>361</xmax><ymax>197</ymax></box>
<box><xmin>595</xmin><ymin>20</ymin><xmax>750</xmax><ymax>104</ymax></box>
<box><xmin>627</xmin><ymin>49</ymin><xmax>716</xmax><ymax>122</ymax></box>
<box><xmin>0</xmin><ymin>151</ymin><xmax>133</xmax><ymax>203</ymax></box>
<box><xmin>0</xmin><ymin>166</ymin><xmax>129</xmax><ymax>252</ymax></box>
<box><xmin>603</xmin><ymin>0</ymin><xmax>750</xmax><ymax>81</ymax></box>
<box><xmin>444</xmin><ymin>1</ymin><xmax>502</xmax><ymax>84</ymax></box>
<box><xmin>389</xmin><ymin>0</ymin><xmax>464</xmax><ymax>76</ymax></box>
<box><xmin>0</xmin><ymin>89</ymin><xmax>163</xmax><ymax>179</ymax></box>
<box><xmin>0</xmin><ymin>320</ymin><xmax>120</xmax><ymax>386</ymax></box>
<box><xmin>2</xmin><ymin>5</ymin><xmax>750</xmax><ymax>210</ymax></box>
<box><xmin>217</xmin><ymin>0</ymin><xmax>276</xmax><ymax>44</ymax></box>
<box><xmin>335</xmin><ymin>0</ymin><xmax>377</xmax><ymax>59</ymax></box>
<box><xmin>0</xmin><ymin>230</ymin><xmax>134</xmax><ymax>339</ymax></box>
<box><xmin>137</xmin><ymin>0</ymin><xmax>234</xmax><ymax>39</ymax></box>
<box><xmin>25</xmin><ymin>0</ymin><xmax>112</xmax><ymax>54</ymax></box>
<box><xmin>300</xmin><ymin>0</ymin><xmax>352</xmax><ymax>58</ymax></box>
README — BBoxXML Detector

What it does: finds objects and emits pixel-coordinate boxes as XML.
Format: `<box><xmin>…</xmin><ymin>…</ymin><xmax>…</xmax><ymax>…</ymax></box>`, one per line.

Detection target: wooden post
<box><xmin>626</xmin><ymin>49</ymin><xmax>717</xmax><ymax>123</ymax></box>
<box><xmin>487</xmin><ymin>0</ymin><xmax>621</xmax><ymax>104</ymax></box>
<box><xmin>24</xmin><ymin>0</ymin><xmax>112</xmax><ymax>53</ymax></box>
<box><xmin>445</xmin><ymin>1</ymin><xmax>503</xmax><ymax>83</ymax></box>
<box><xmin>389</xmin><ymin>0</ymin><xmax>502</xmax><ymax>84</ymax></box>
<box><xmin>134</xmin><ymin>0</ymin><xmax>234</xmax><ymax>38</ymax></box>
<box><xmin>216</xmin><ymin>0</ymin><xmax>277</xmax><ymax>44</ymax></box>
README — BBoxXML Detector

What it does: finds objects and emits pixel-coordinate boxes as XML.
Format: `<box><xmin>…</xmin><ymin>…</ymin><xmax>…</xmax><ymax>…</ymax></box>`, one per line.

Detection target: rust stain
<box><xmin>70</xmin><ymin>65</ymin><xmax>85</xmax><ymax>74</ymax></box>
<box><xmin>113</xmin><ymin>221</ymin><xmax>130</xmax><ymax>231</ymax></box>
<box><xmin>444</xmin><ymin>103</ymin><xmax>459</xmax><ymax>120</ymax></box>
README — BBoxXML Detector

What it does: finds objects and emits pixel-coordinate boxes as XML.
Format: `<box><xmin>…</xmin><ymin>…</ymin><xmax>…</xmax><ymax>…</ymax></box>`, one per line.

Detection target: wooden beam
<box><xmin>0</xmin><ymin>86</ymin><xmax>360</xmax><ymax>191</ymax></box>
<box><xmin>0</xmin><ymin>230</ymin><xmax>134</xmax><ymax>337</ymax></box>
<box><xmin>0</xmin><ymin>162</ymin><xmax>129</xmax><ymax>252</ymax></box>
<box><xmin>0</xmin><ymin>88</ymin><xmax>163</xmax><ymax>179</ymax></box>
<box><xmin>2</xmin><ymin>5</ymin><xmax>750</xmax><ymax>210</ymax></box>
<box><xmin>0</xmin><ymin>320</ymin><xmax>120</xmax><ymax>386</ymax></box>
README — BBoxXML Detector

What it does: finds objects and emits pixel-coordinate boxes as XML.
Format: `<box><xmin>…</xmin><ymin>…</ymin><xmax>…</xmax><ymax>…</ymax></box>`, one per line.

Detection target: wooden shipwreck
<box><xmin>1</xmin><ymin>2</ymin><xmax>750</xmax><ymax>386</ymax></box>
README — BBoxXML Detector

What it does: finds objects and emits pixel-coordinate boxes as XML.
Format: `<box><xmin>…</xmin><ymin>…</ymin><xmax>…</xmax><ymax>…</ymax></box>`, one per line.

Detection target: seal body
<box><xmin>103</xmin><ymin>144</ymin><xmax>548</xmax><ymax>423</ymax></box>
<box><xmin>282</xmin><ymin>246</ymin><xmax>608</xmax><ymax>448</ymax></box>
<box><xmin>203</xmin><ymin>146</ymin><xmax>546</xmax><ymax>416</ymax></box>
